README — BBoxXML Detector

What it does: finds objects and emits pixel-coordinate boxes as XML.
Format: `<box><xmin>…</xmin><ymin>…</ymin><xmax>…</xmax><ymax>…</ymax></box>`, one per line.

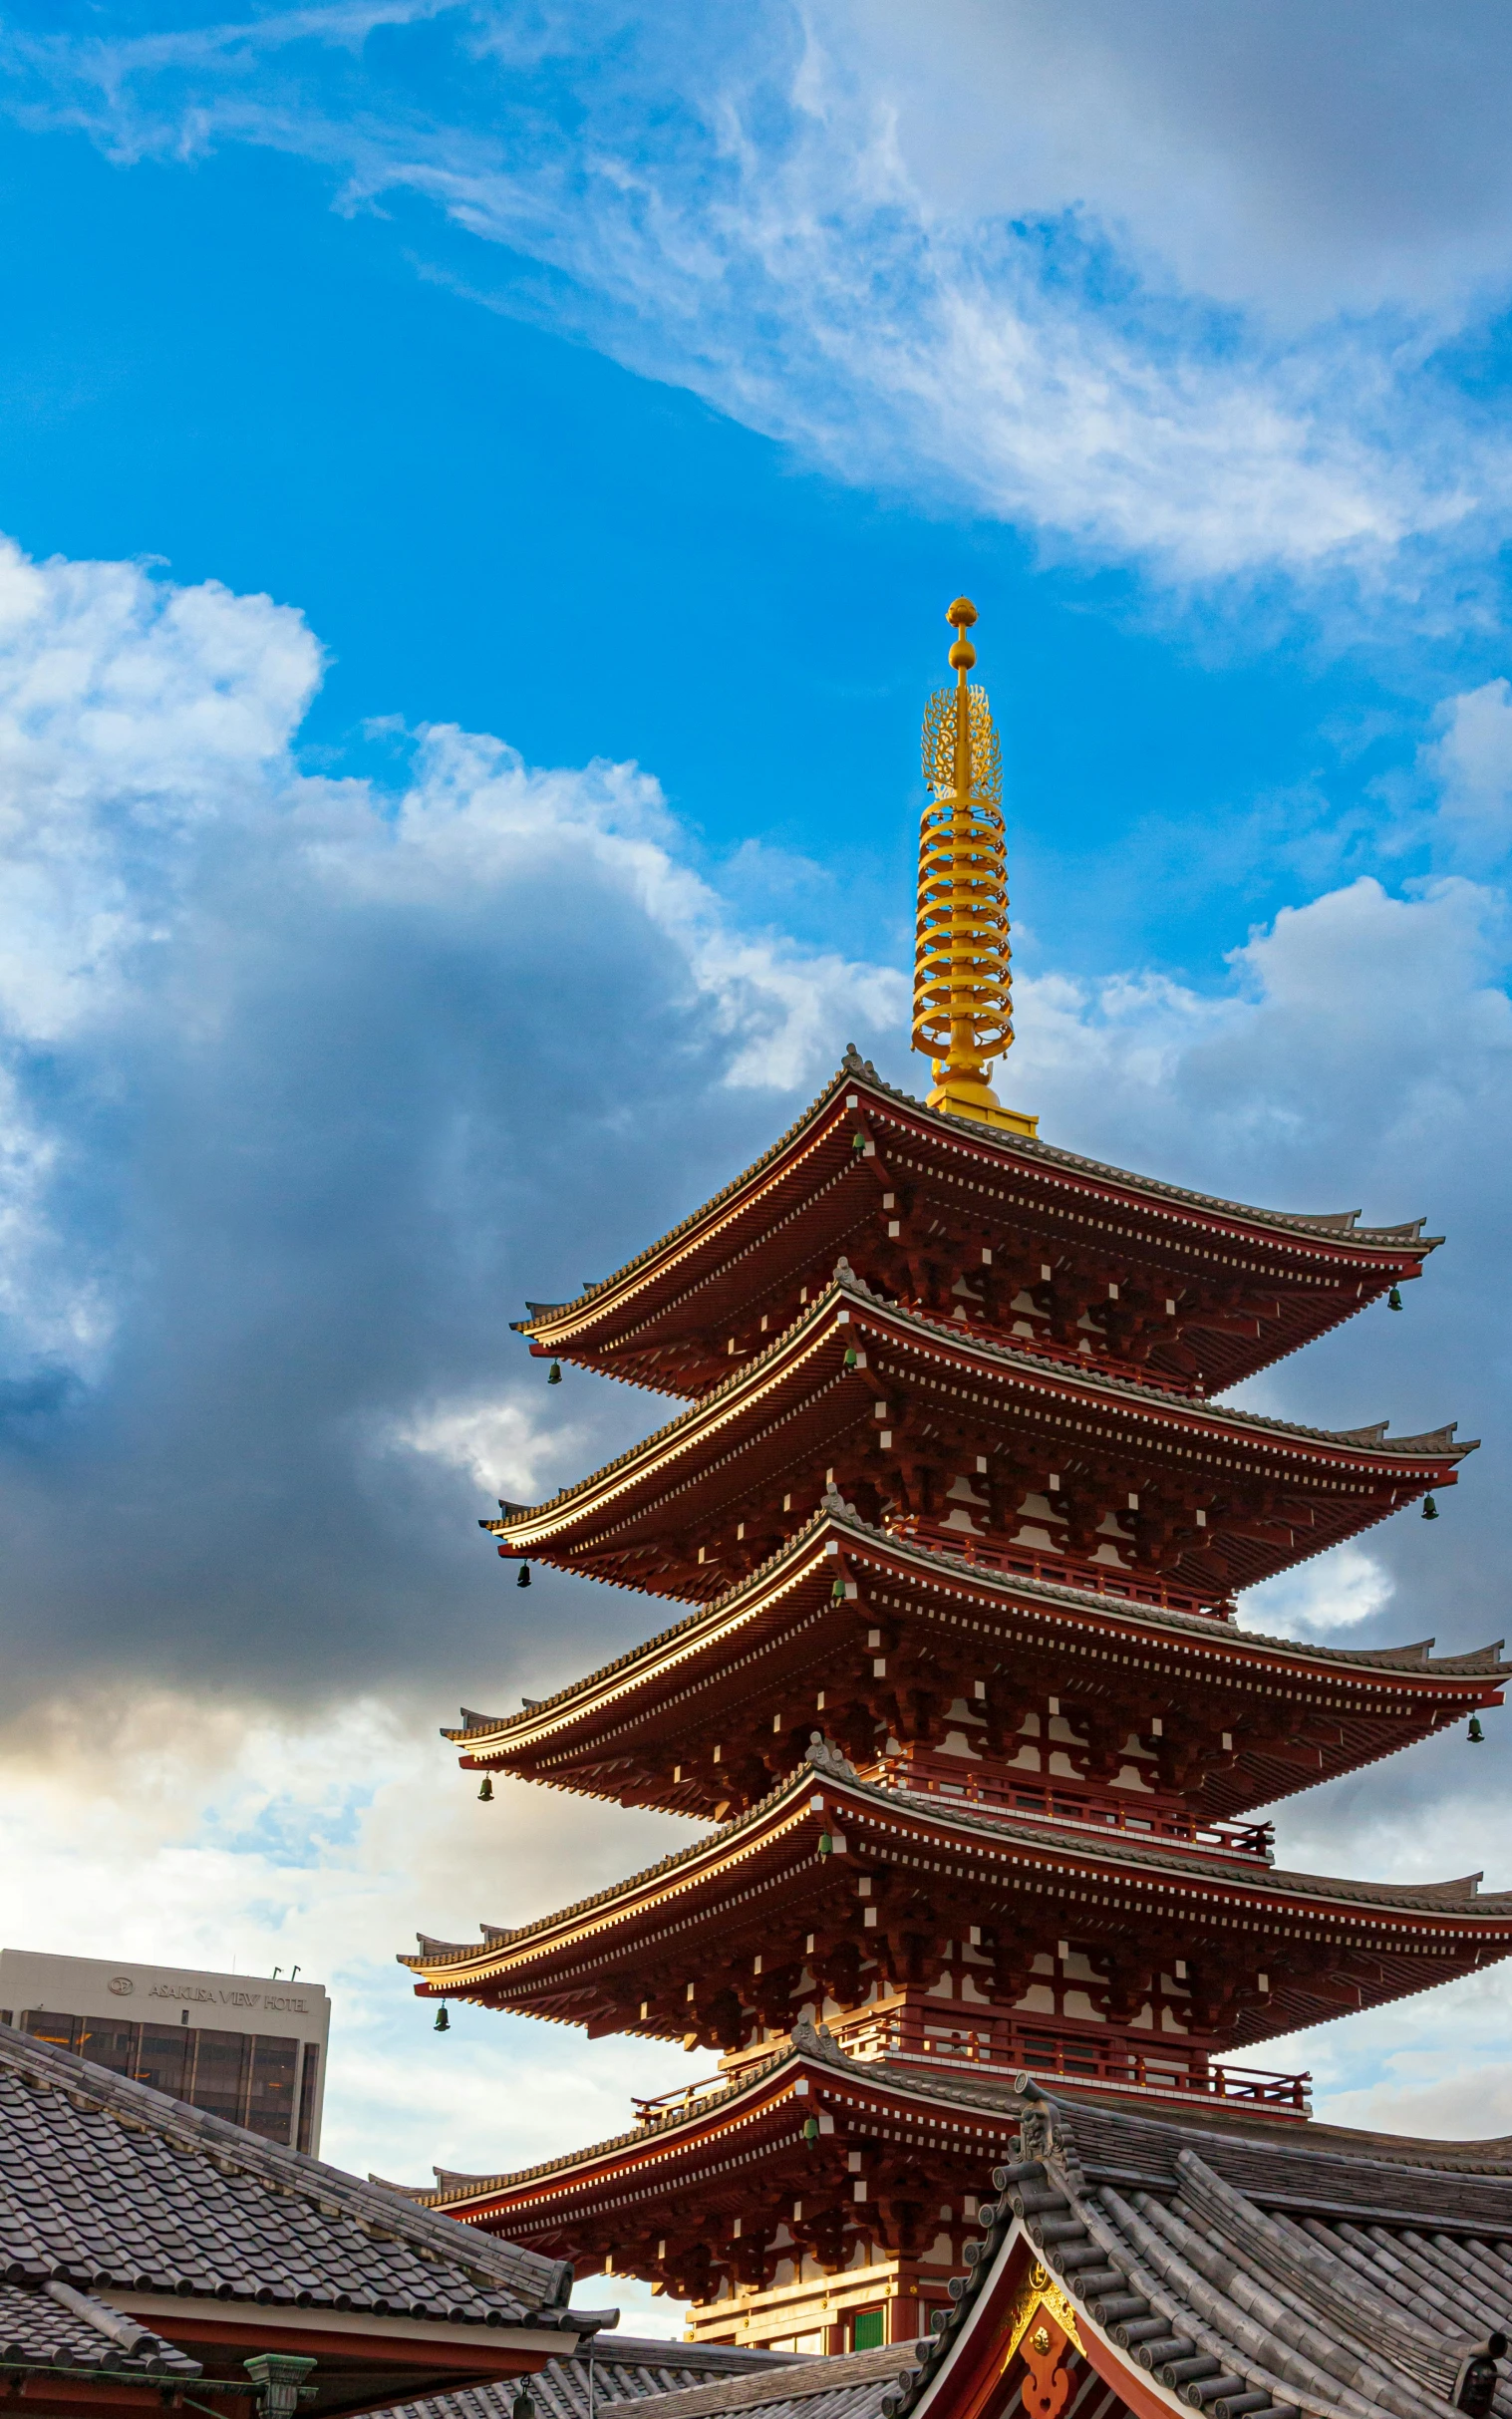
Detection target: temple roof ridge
<box><xmin>0</xmin><ymin>2021</ymin><xmax>579</xmax><ymax>2317</ymax></box>
<box><xmin>876</xmin><ymin>2078</ymin><xmax>1512</xmax><ymax>2419</ymax></box>
<box><xmin>599</xmin><ymin>2340</ymin><xmax>922</xmax><ymax>2419</ymax></box>
<box><xmin>486</xmin><ymin>1271</ymin><xmax>1474</xmax><ymax>1546</ymax></box>
<box><xmin>446</xmin><ymin>1502</ymin><xmax>1509</xmax><ymax>1751</ymax></box>
<box><xmin>512</xmin><ymin>1060</ymin><xmax>1441</xmax><ymax>1339</ymax></box>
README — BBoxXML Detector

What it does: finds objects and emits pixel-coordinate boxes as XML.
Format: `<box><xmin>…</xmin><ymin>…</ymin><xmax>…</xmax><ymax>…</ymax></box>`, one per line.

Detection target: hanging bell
<box><xmin>477</xmin><ymin>1774</ymin><xmax>494</xmax><ymax>1802</ymax></box>
<box><xmin>802</xmin><ymin>2115</ymin><xmax>820</xmax><ymax>2145</ymax></box>
<box><xmin>1388</xmin><ymin>1286</ymin><xmax>1402</xmax><ymax>1312</ymax></box>
<box><xmin>817</xmin><ymin>1832</ymin><xmax>833</xmax><ymax>1859</ymax></box>
<box><xmin>516</xmin><ymin>1563</ymin><xmax>532</xmax><ymax>1588</ymax></box>
<box><xmin>1469</xmin><ymin>1715</ymin><xmax>1485</xmax><ymax>1745</ymax></box>
<box><xmin>434</xmin><ymin>2006</ymin><xmax>451</xmax><ymax>2033</ymax></box>
<box><xmin>547</xmin><ymin>1361</ymin><xmax>562</xmax><ymax>1385</ymax></box>
<box><xmin>1422</xmin><ymin>1494</ymin><xmax>1439</xmax><ymax>1521</ymax></box>
<box><xmin>843</xmin><ymin>1347</ymin><xmax>858</xmax><ymax>1369</ymax></box>
<box><xmin>831</xmin><ymin>1578</ymin><xmax>847</xmax><ymax>1602</ymax></box>
<box><xmin>851</xmin><ymin>1132</ymin><xmax>866</xmax><ymax>1155</ymax></box>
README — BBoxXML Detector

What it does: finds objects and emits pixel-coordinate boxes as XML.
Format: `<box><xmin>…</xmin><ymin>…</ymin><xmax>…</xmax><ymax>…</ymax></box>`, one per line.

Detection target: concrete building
<box><xmin>0</xmin><ymin>1948</ymin><xmax>329</xmax><ymax>2152</ymax></box>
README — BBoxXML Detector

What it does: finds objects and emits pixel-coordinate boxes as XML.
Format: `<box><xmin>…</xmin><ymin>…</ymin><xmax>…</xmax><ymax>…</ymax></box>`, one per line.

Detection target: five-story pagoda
<box><xmin>402</xmin><ymin>601</ymin><xmax>1512</xmax><ymax>2358</ymax></box>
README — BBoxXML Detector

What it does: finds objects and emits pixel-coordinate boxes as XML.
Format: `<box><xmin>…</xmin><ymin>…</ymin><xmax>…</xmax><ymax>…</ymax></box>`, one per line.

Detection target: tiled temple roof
<box><xmin>448</xmin><ymin>1499</ymin><xmax>1508</xmax><ymax>1756</ymax></box>
<box><xmin>595</xmin><ymin>2343</ymin><xmax>926</xmax><ymax>2419</ymax></box>
<box><xmin>394</xmin><ymin>2333</ymin><xmax>807</xmax><ymax>2419</ymax></box>
<box><xmin>516</xmin><ymin>1057</ymin><xmax>1438</xmax><ymax>1341</ymax></box>
<box><xmin>0</xmin><ymin>2274</ymin><xmax>199</xmax><ymax>2378</ymax></box>
<box><xmin>401</xmin><ymin>1748</ymin><xmax>1512</xmax><ymax>1976</ymax></box>
<box><xmin>0</xmin><ymin>2021</ymin><xmax>593</xmax><ymax>2328</ymax></box>
<box><xmin>887</xmin><ymin>2079</ymin><xmax>1512</xmax><ymax>2419</ymax></box>
<box><xmin>490</xmin><ymin>1269</ymin><xmax>1471</xmax><ymax>1546</ymax></box>
<box><xmin>415</xmin><ymin>2079</ymin><xmax>1512</xmax><ymax>2419</ymax></box>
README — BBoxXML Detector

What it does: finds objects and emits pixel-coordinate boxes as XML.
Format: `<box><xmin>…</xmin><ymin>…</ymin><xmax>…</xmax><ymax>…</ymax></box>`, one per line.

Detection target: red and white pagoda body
<box><xmin>402</xmin><ymin>602</ymin><xmax>1510</xmax><ymax>2358</ymax></box>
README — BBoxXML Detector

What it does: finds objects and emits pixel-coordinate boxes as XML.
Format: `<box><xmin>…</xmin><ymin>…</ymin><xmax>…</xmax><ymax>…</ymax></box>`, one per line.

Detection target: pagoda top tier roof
<box><xmin>488</xmin><ymin>1268</ymin><xmax>1471</xmax><ymax>1604</ymax></box>
<box><xmin>451</xmin><ymin>1502</ymin><xmax>1509</xmax><ymax>1824</ymax></box>
<box><xmin>515</xmin><ymin>1058</ymin><xmax>1440</xmax><ymax>1399</ymax></box>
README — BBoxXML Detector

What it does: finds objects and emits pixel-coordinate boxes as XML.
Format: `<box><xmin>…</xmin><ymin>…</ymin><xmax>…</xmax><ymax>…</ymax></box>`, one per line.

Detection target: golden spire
<box><xmin>911</xmin><ymin>598</ymin><xmax>1039</xmax><ymax>1136</ymax></box>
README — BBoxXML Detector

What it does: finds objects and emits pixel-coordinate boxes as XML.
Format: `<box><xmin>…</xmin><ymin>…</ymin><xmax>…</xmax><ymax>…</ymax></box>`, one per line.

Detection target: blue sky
<box><xmin>1</xmin><ymin>0</ymin><xmax>1511</xmax><ymax>2328</ymax></box>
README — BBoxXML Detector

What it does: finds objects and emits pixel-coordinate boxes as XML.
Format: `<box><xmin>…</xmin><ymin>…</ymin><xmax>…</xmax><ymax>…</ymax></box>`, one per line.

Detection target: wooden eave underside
<box><xmin>400</xmin><ymin>1765</ymin><xmax>1512</xmax><ymax>2053</ymax></box>
<box><xmin>450</xmin><ymin>1512</ymin><xmax>1509</xmax><ymax>1825</ymax></box>
<box><xmin>410</xmin><ymin>2045</ymin><xmax>1022</xmax><ymax>2242</ymax></box>
<box><xmin>489</xmin><ymin>1277</ymin><xmax>1471</xmax><ymax>1604</ymax></box>
<box><xmin>516</xmin><ymin>1063</ymin><xmax>1439</xmax><ymax>1400</ymax></box>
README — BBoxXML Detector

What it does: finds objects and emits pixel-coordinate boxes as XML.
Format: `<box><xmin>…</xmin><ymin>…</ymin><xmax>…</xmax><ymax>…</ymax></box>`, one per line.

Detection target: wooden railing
<box><xmin>888</xmin><ymin>1516</ymin><xmax>1226</xmax><ymax>1619</ymax></box>
<box><xmin>826</xmin><ymin>2005</ymin><xmax>1311</xmax><ymax>2113</ymax></box>
<box><xmin>630</xmin><ymin>2021</ymin><xmax>1310</xmax><ymax>2124</ymax></box>
<box><xmin>873</xmin><ymin>1759</ymin><xmax>1275</xmax><ymax>1864</ymax></box>
<box><xmin>903</xmin><ymin>1303</ymin><xmax>1207</xmax><ymax>1398</ymax></box>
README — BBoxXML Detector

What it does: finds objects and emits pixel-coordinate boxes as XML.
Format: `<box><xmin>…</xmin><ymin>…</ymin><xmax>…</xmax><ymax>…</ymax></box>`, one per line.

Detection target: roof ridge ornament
<box><xmin>787</xmin><ymin>2007</ymin><xmax>849</xmax><ymax>2066</ymax></box>
<box><xmin>803</xmin><ymin>1730</ymin><xmax>858</xmax><ymax>1782</ymax></box>
<box><xmin>912</xmin><ymin>599</ymin><xmax>1038</xmax><ymax>1139</ymax></box>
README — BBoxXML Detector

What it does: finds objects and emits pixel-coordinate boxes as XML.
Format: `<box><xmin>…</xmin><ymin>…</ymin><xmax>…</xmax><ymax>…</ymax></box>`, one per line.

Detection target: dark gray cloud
<box><xmin>0</xmin><ymin>537</ymin><xmax>1507</xmax><ymax>1888</ymax></box>
<box><xmin>853</xmin><ymin>0</ymin><xmax>1512</xmax><ymax>321</ymax></box>
<box><xmin>0</xmin><ymin>541</ymin><xmax>904</xmax><ymax>1711</ymax></box>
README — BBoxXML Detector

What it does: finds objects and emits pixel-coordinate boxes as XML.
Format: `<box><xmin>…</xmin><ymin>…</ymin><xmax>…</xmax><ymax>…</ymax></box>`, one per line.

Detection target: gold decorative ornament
<box><xmin>912</xmin><ymin>598</ymin><xmax>1038</xmax><ymax>1136</ymax></box>
<box><xmin>1001</xmin><ymin>2261</ymin><xmax>1084</xmax><ymax>2371</ymax></box>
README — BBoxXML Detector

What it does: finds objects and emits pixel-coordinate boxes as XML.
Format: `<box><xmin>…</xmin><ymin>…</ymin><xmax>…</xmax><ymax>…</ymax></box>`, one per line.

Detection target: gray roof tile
<box><xmin>0</xmin><ymin>2276</ymin><xmax>199</xmax><ymax>2376</ymax></box>
<box><xmin>395</xmin><ymin>2334</ymin><xmax>810</xmax><ymax>2419</ymax></box>
<box><xmin>0</xmin><ymin>2022</ymin><xmax>588</xmax><ymax>2333</ymax></box>
<box><xmin>886</xmin><ymin>2081</ymin><xmax>1512</xmax><ymax>2419</ymax></box>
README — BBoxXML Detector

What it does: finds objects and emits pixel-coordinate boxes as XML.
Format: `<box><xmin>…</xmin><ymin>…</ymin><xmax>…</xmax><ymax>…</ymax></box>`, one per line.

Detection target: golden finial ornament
<box><xmin>911</xmin><ymin>599</ymin><xmax>1038</xmax><ymax>1136</ymax></box>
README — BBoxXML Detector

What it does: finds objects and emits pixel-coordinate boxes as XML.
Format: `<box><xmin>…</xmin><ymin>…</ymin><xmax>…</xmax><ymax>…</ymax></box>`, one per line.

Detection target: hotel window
<box><xmin>136</xmin><ymin>2023</ymin><xmax>191</xmax><ymax>2099</ymax></box>
<box><xmin>20</xmin><ymin>2010</ymin><xmax>82</xmax><ymax>2053</ymax></box>
<box><xmin>187</xmin><ymin>2028</ymin><xmax>250</xmax><ymax>2125</ymax></box>
<box><xmin>296</xmin><ymin>2043</ymin><xmax>320</xmax><ymax>2154</ymax></box>
<box><xmin>75</xmin><ymin>2017</ymin><xmax>140</xmax><ymax>2077</ymax></box>
<box><xmin>17</xmin><ymin>2011</ymin><xmax>309</xmax><ymax>2147</ymax></box>
<box><xmin>247</xmin><ymin>2034</ymin><xmax>299</xmax><ymax>2142</ymax></box>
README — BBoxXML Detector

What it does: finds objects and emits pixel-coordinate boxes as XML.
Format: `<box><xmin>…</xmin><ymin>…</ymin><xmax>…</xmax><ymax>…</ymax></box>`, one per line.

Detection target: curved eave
<box><xmin>398</xmin><ymin>1761</ymin><xmax>1512</xmax><ymax>2015</ymax></box>
<box><xmin>486</xmin><ymin>1277</ymin><xmax>1471</xmax><ymax>1589</ymax></box>
<box><xmin>516</xmin><ymin>1060</ymin><xmax>1440</xmax><ymax>1371</ymax></box>
<box><xmin>448</xmin><ymin>1510</ymin><xmax>1508</xmax><ymax>1824</ymax></box>
<box><xmin>410</xmin><ymin>2043</ymin><xmax>1023</xmax><ymax>2237</ymax></box>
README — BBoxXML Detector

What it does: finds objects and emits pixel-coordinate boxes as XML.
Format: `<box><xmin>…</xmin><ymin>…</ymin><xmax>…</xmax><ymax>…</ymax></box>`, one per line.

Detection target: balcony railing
<box><xmin>631</xmin><ymin>2017</ymin><xmax>1311</xmax><ymax>2125</ymax></box>
<box><xmin>888</xmin><ymin>1516</ymin><xmax>1227</xmax><ymax>1619</ymax></box>
<box><xmin>872</xmin><ymin>1759</ymin><xmax>1275</xmax><ymax>1864</ymax></box>
<box><xmin>902</xmin><ymin>1301</ymin><xmax>1208</xmax><ymax>1398</ymax></box>
<box><xmin>826</xmin><ymin>2004</ymin><xmax>1310</xmax><ymax>2114</ymax></box>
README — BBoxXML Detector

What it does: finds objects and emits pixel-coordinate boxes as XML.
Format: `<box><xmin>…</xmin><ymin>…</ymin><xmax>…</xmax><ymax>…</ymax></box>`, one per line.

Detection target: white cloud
<box><xmin>0</xmin><ymin>530</ymin><xmax>908</xmax><ymax>1713</ymax></box>
<box><xmin>389</xmin><ymin>1392</ymin><xmax>596</xmax><ymax>1500</ymax></box>
<box><xmin>1242</xmin><ymin>1544</ymin><xmax>1394</xmax><ymax>1640</ymax></box>
<box><xmin>6</xmin><ymin>5</ymin><xmax>1510</xmax><ymax>590</ymax></box>
<box><xmin>1424</xmin><ymin>678</ymin><xmax>1512</xmax><ymax>860</ymax></box>
<box><xmin>0</xmin><ymin>1682</ymin><xmax>699</xmax><ymax>2295</ymax></box>
<box><xmin>0</xmin><ymin>523</ymin><xmax>1509</xmax><ymax>2206</ymax></box>
<box><xmin>1010</xmin><ymin>871</ymin><xmax>1512</xmax><ymax>1188</ymax></box>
